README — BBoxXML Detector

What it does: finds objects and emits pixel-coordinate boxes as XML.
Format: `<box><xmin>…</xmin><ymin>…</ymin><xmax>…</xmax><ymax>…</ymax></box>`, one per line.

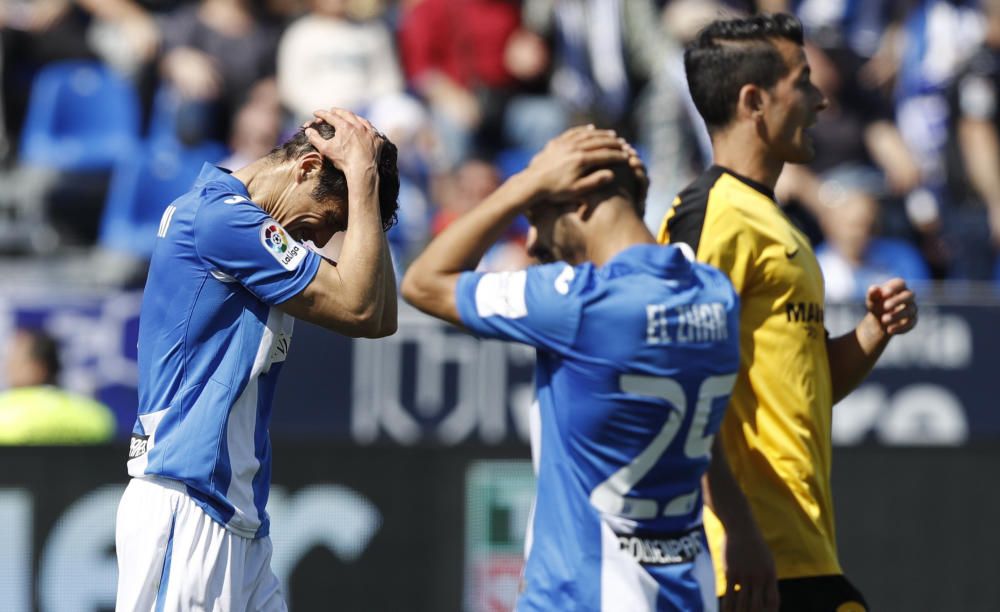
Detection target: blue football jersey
<box><xmin>127</xmin><ymin>164</ymin><xmax>320</xmax><ymax>538</ymax></box>
<box><xmin>456</xmin><ymin>244</ymin><xmax>740</xmax><ymax>611</ymax></box>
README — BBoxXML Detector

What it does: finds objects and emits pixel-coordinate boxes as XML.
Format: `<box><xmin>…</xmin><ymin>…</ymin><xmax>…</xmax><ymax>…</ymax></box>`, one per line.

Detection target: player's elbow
<box><xmin>400</xmin><ymin>269</ymin><xmax>429</xmax><ymax>310</ymax></box>
<box><xmin>340</xmin><ymin>303</ymin><xmax>389</xmax><ymax>338</ymax></box>
<box><xmin>401</xmin><ymin>269</ymin><xmax>461</xmax><ymax>325</ymax></box>
<box><xmin>368</xmin><ymin>316</ymin><xmax>397</xmax><ymax>338</ymax></box>
<box><xmin>363</xmin><ymin>305</ymin><xmax>398</xmax><ymax>338</ymax></box>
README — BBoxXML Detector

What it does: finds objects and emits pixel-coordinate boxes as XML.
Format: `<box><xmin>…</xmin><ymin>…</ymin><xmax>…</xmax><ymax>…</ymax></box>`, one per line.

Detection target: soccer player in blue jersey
<box><xmin>402</xmin><ymin>126</ymin><xmax>741</xmax><ymax>611</ymax></box>
<box><xmin>114</xmin><ymin>108</ymin><xmax>399</xmax><ymax>611</ymax></box>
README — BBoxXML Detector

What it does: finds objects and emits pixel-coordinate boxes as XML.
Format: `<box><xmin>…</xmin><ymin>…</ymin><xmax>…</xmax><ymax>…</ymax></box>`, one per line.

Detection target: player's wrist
<box><xmin>345</xmin><ymin>168</ymin><xmax>379</xmax><ymax>201</ymax></box>
<box><xmin>500</xmin><ymin>171</ymin><xmax>544</xmax><ymax>212</ymax></box>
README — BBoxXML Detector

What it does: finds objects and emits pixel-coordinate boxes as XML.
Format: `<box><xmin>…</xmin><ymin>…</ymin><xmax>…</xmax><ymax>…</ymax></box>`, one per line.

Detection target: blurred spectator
<box><xmin>777</xmin><ymin>41</ymin><xmax>923</xmax><ymax>245</ymax></box>
<box><xmin>640</xmin><ymin>0</ymin><xmax>716</xmax><ymax>230</ymax></box>
<box><xmin>398</xmin><ymin>0</ymin><xmax>565</xmax><ymax>168</ymax></box>
<box><xmin>892</xmin><ymin>0</ymin><xmax>982</xmax><ymax>233</ymax></box>
<box><xmin>1</xmin><ymin>0</ymin><xmax>158</xmax><ymax>161</ymax></box>
<box><xmin>219</xmin><ymin>83</ymin><xmax>284</xmax><ymax>171</ymax></box>
<box><xmin>430</xmin><ymin>155</ymin><xmax>530</xmax><ymax>271</ymax></box>
<box><xmin>368</xmin><ymin>92</ymin><xmax>436</xmax><ymax>186</ymax></box>
<box><xmin>262</xmin><ymin>0</ymin><xmax>310</xmax><ymax>21</ymax></box>
<box><xmin>159</xmin><ymin>0</ymin><xmax>281</xmax><ymax>145</ymax></box>
<box><xmin>367</xmin><ymin>94</ymin><xmax>434</xmax><ymax>266</ymax></box>
<box><xmin>0</xmin><ymin>327</ymin><xmax>115</xmax><ymax>444</ymax></box>
<box><xmin>815</xmin><ymin>171</ymin><xmax>930</xmax><ymax>301</ymax></box>
<box><xmin>809</xmin><ymin>43</ymin><xmax>921</xmax><ymax>194</ymax></box>
<box><xmin>945</xmin><ymin>0</ymin><xmax>1000</xmax><ymax>279</ymax></box>
<box><xmin>85</xmin><ymin>0</ymin><xmax>161</xmax><ymax>75</ymax></box>
<box><xmin>431</xmin><ymin>156</ymin><xmax>500</xmax><ymax>234</ymax></box>
<box><xmin>793</xmin><ymin>0</ymin><xmax>896</xmax><ymax>59</ymax></box>
<box><xmin>277</xmin><ymin>0</ymin><xmax>403</xmax><ymax>125</ymax></box>
<box><xmin>716</xmin><ymin>0</ymin><xmax>789</xmax><ymax>13</ymax></box>
<box><xmin>521</xmin><ymin>0</ymin><xmax>663</xmax><ymax>137</ymax></box>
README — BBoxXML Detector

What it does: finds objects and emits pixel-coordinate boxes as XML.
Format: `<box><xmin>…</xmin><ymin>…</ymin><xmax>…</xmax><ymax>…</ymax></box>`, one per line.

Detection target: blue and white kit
<box><xmin>116</xmin><ymin>164</ymin><xmax>320</xmax><ymax>610</ymax></box>
<box><xmin>455</xmin><ymin>244</ymin><xmax>740</xmax><ymax>612</ymax></box>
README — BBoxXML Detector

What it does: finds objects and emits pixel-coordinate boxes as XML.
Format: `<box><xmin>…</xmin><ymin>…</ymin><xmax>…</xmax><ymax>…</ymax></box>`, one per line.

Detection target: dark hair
<box><xmin>22</xmin><ymin>329</ymin><xmax>61</xmax><ymax>384</ymax></box>
<box><xmin>612</xmin><ymin>161</ymin><xmax>644</xmax><ymax>216</ymax></box>
<box><xmin>269</xmin><ymin>122</ymin><xmax>400</xmax><ymax>231</ymax></box>
<box><xmin>684</xmin><ymin>13</ymin><xmax>804</xmax><ymax>131</ymax></box>
<box><xmin>580</xmin><ymin>160</ymin><xmax>645</xmax><ymax>217</ymax></box>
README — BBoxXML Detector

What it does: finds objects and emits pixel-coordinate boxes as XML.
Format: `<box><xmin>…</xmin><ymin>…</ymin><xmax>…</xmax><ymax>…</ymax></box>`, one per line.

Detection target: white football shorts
<box><xmin>115</xmin><ymin>476</ymin><xmax>286</xmax><ymax>611</ymax></box>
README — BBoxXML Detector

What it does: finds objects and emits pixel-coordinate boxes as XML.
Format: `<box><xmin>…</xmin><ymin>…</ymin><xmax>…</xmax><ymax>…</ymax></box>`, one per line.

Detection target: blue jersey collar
<box><xmin>602</xmin><ymin>243</ymin><xmax>694</xmax><ymax>280</ymax></box>
<box><xmin>194</xmin><ymin>163</ymin><xmax>250</xmax><ymax>198</ymax></box>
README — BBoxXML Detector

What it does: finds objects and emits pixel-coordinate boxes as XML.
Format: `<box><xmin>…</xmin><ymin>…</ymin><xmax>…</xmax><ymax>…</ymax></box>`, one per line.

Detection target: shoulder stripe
<box><xmin>661</xmin><ymin>166</ymin><xmax>724</xmax><ymax>253</ymax></box>
<box><xmin>656</xmin><ymin>197</ymin><xmax>680</xmax><ymax>243</ymax></box>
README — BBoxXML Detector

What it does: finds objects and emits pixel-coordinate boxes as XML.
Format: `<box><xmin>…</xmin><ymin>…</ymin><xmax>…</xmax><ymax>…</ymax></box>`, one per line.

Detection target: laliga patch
<box><xmin>260</xmin><ymin>220</ymin><xmax>306</xmax><ymax>271</ymax></box>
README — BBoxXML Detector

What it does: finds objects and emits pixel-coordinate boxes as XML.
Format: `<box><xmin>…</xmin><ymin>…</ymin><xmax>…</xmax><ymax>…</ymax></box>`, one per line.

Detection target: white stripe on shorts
<box><xmin>115</xmin><ymin>477</ymin><xmax>286</xmax><ymax>611</ymax></box>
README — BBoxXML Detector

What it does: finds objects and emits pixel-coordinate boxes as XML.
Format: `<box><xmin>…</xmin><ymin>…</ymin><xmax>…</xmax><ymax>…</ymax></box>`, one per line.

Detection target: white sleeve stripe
<box><xmin>157</xmin><ymin>205</ymin><xmax>177</xmax><ymax>238</ymax></box>
<box><xmin>474</xmin><ymin>271</ymin><xmax>528</xmax><ymax>319</ymax></box>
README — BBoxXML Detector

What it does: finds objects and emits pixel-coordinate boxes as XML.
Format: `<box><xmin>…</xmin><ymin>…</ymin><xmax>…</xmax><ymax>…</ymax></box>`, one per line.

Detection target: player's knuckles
<box><xmin>567</xmin><ymin>152</ymin><xmax>588</xmax><ymax>169</ymax></box>
<box><xmin>313</xmin><ymin>109</ymin><xmax>341</xmax><ymax>122</ymax></box>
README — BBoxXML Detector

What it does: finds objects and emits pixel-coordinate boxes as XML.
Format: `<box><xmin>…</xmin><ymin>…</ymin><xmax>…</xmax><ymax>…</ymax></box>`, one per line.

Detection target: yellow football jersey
<box><xmin>658</xmin><ymin>166</ymin><xmax>841</xmax><ymax>595</ymax></box>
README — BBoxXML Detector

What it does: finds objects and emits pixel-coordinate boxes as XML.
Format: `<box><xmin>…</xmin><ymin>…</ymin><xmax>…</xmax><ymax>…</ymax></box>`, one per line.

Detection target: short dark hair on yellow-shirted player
<box><xmin>684</xmin><ymin>13</ymin><xmax>804</xmax><ymax>131</ymax></box>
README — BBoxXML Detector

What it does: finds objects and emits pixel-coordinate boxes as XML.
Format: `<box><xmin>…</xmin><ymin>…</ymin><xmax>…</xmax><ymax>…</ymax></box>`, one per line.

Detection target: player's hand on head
<box><xmin>622</xmin><ymin>141</ymin><xmax>649</xmax><ymax>208</ymax></box>
<box><xmin>720</xmin><ymin>530</ymin><xmax>780</xmax><ymax>612</ymax></box>
<box><xmin>865</xmin><ymin>278</ymin><xmax>918</xmax><ymax>336</ymax></box>
<box><xmin>305</xmin><ymin>108</ymin><xmax>384</xmax><ymax>178</ymax></box>
<box><xmin>522</xmin><ymin>125</ymin><xmax>630</xmax><ymax>205</ymax></box>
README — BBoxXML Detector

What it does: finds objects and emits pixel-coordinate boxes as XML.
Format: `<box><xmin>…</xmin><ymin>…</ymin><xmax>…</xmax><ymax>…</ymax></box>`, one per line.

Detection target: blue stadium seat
<box><xmin>146</xmin><ymin>84</ymin><xmax>182</xmax><ymax>144</ymax></box>
<box><xmin>19</xmin><ymin>60</ymin><xmax>142</xmax><ymax>171</ymax></box>
<box><xmin>99</xmin><ymin>140</ymin><xmax>228</xmax><ymax>257</ymax></box>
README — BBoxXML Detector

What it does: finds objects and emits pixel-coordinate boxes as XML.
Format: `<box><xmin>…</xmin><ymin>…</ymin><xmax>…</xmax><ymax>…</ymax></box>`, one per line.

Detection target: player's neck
<box><xmin>232</xmin><ymin>158</ymin><xmax>292</xmax><ymax>220</ymax></box>
<box><xmin>585</xmin><ymin>203</ymin><xmax>656</xmax><ymax>266</ymax></box>
<box><xmin>710</xmin><ymin>128</ymin><xmax>784</xmax><ymax>191</ymax></box>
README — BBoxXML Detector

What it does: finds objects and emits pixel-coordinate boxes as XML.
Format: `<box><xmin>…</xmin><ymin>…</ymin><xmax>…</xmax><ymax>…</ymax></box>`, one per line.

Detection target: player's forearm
<box><xmin>865</xmin><ymin>121</ymin><xmax>920</xmax><ymax>192</ymax></box>
<box><xmin>77</xmin><ymin>0</ymin><xmax>145</xmax><ymax>21</ymax></box>
<box><xmin>959</xmin><ymin>118</ymin><xmax>1000</xmax><ymax>205</ymax></box>
<box><xmin>377</xmin><ymin>233</ymin><xmax>399</xmax><ymax>335</ymax></box>
<box><xmin>827</xmin><ymin>314</ymin><xmax>889</xmax><ymax>404</ymax></box>
<box><xmin>331</xmin><ymin>171</ymin><xmax>393</xmax><ymax>334</ymax></box>
<box><xmin>401</xmin><ymin>173</ymin><xmax>535</xmax><ymax>319</ymax></box>
<box><xmin>703</xmin><ymin>437</ymin><xmax>758</xmax><ymax>533</ymax></box>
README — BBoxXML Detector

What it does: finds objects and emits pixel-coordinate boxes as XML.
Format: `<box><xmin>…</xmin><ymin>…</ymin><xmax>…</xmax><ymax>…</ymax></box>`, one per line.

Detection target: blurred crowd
<box><xmin>3</xmin><ymin>0</ymin><xmax>1000</xmax><ymax>296</ymax></box>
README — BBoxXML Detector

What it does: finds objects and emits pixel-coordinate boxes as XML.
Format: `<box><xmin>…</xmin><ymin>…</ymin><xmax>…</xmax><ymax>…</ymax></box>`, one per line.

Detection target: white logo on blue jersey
<box><xmin>259</xmin><ymin>220</ymin><xmax>308</xmax><ymax>271</ymax></box>
<box><xmin>474</xmin><ymin>270</ymin><xmax>528</xmax><ymax>318</ymax></box>
<box><xmin>553</xmin><ymin>265</ymin><xmax>575</xmax><ymax>295</ymax></box>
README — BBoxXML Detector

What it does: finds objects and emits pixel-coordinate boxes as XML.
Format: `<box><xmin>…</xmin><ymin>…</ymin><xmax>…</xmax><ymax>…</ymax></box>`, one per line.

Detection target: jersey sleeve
<box><xmin>454</xmin><ymin>263</ymin><xmax>587</xmax><ymax>352</ymax></box>
<box><xmin>193</xmin><ymin>197</ymin><xmax>320</xmax><ymax>305</ymax></box>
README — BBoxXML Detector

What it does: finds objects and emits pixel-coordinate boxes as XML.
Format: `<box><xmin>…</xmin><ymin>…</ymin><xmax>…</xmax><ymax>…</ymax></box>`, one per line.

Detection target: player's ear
<box><xmin>297</xmin><ymin>152</ymin><xmax>324</xmax><ymax>184</ymax></box>
<box><xmin>576</xmin><ymin>197</ymin><xmax>598</xmax><ymax>221</ymax></box>
<box><xmin>737</xmin><ymin>83</ymin><xmax>765</xmax><ymax>121</ymax></box>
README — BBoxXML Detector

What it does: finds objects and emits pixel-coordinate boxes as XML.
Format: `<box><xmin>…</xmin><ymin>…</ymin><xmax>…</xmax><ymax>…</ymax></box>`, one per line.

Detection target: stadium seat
<box><xmin>99</xmin><ymin>140</ymin><xmax>228</xmax><ymax>257</ymax></box>
<box><xmin>146</xmin><ymin>84</ymin><xmax>182</xmax><ymax>144</ymax></box>
<box><xmin>19</xmin><ymin>60</ymin><xmax>141</xmax><ymax>171</ymax></box>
